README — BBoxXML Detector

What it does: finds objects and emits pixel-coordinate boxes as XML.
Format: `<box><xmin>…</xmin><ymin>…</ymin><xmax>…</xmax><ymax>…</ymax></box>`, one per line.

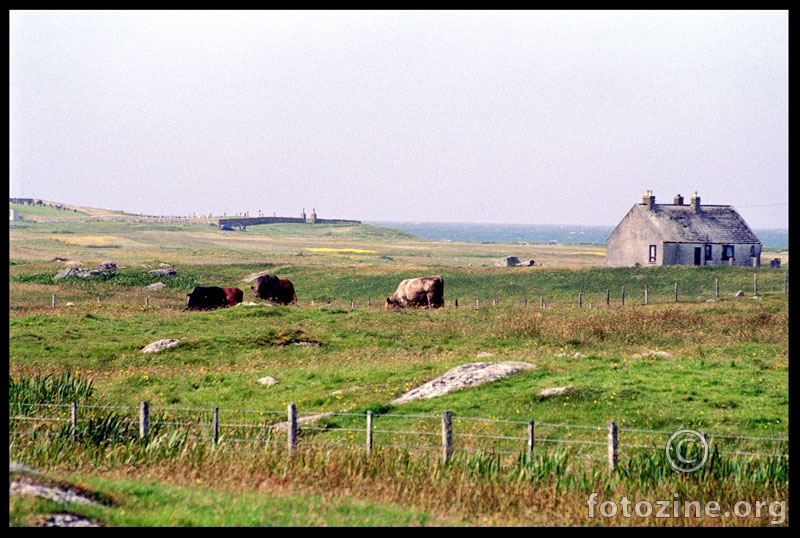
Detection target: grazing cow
<box><xmin>252</xmin><ymin>274</ymin><xmax>297</xmax><ymax>305</ymax></box>
<box><xmin>222</xmin><ymin>287</ymin><xmax>244</xmax><ymax>307</ymax></box>
<box><xmin>386</xmin><ymin>276</ymin><xmax>444</xmax><ymax>309</ymax></box>
<box><xmin>185</xmin><ymin>286</ymin><xmax>229</xmax><ymax>311</ymax></box>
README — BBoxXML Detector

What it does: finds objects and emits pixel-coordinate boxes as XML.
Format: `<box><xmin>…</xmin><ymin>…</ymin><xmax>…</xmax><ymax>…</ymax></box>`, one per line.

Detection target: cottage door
<box><xmin>694</xmin><ymin>247</ymin><xmax>702</xmax><ymax>266</ymax></box>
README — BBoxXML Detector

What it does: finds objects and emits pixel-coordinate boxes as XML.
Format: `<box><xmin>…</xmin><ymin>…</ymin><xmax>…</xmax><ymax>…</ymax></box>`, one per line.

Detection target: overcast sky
<box><xmin>9</xmin><ymin>10</ymin><xmax>788</xmax><ymax>228</ymax></box>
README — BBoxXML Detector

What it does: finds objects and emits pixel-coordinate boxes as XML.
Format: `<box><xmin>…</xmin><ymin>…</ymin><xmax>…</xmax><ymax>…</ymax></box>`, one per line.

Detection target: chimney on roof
<box><xmin>674</xmin><ymin>194</ymin><xmax>684</xmax><ymax>205</ymax></box>
<box><xmin>690</xmin><ymin>191</ymin><xmax>701</xmax><ymax>213</ymax></box>
<box><xmin>642</xmin><ymin>189</ymin><xmax>655</xmax><ymax>210</ymax></box>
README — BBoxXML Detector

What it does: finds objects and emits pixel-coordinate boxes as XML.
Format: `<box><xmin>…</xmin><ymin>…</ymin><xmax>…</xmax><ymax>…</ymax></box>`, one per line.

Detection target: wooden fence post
<box><xmin>578</xmin><ymin>293</ymin><xmax>582</xmax><ymax>308</ymax></box>
<box><xmin>715</xmin><ymin>278</ymin><xmax>719</xmax><ymax>299</ymax></box>
<box><xmin>212</xmin><ymin>406</ymin><xmax>219</xmax><ymax>448</ymax></box>
<box><xmin>52</xmin><ymin>294</ymin><xmax>56</xmax><ymax>309</ymax></box>
<box><xmin>366</xmin><ymin>410</ymin><xmax>373</xmax><ymax>457</ymax></box>
<box><xmin>288</xmin><ymin>403</ymin><xmax>297</xmax><ymax>455</ymax></box>
<box><xmin>621</xmin><ymin>286</ymin><xmax>625</xmax><ymax>306</ymax></box>
<box><xmin>540</xmin><ymin>297</ymin><xmax>544</xmax><ymax>309</ymax></box>
<box><xmin>441</xmin><ymin>411</ymin><xmax>453</xmax><ymax>464</ymax></box>
<box><xmin>367</xmin><ymin>298</ymin><xmax>371</xmax><ymax>308</ymax></box>
<box><xmin>139</xmin><ymin>401</ymin><xmax>149</xmax><ymax>439</ymax></box>
<box><xmin>607</xmin><ymin>421</ymin><xmax>618</xmax><ymax>472</ymax></box>
<box><xmin>454</xmin><ymin>298</ymin><xmax>459</xmax><ymax>308</ymax></box>
<box><xmin>754</xmin><ymin>273</ymin><xmax>758</xmax><ymax>296</ymax></box>
<box><xmin>644</xmin><ymin>285</ymin><xmax>648</xmax><ymax>305</ymax></box>
<box><xmin>674</xmin><ymin>282</ymin><xmax>678</xmax><ymax>302</ymax></box>
<box><xmin>527</xmin><ymin>420</ymin><xmax>534</xmax><ymax>461</ymax></box>
<box><xmin>606</xmin><ymin>289</ymin><xmax>610</xmax><ymax>306</ymax></box>
<box><xmin>523</xmin><ymin>298</ymin><xmax>527</xmax><ymax>307</ymax></box>
<box><xmin>71</xmin><ymin>402</ymin><xmax>78</xmax><ymax>442</ymax></box>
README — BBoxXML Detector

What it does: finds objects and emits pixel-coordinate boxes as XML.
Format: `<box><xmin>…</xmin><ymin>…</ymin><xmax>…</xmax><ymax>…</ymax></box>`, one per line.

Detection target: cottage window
<box><xmin>721</xmin><ymin>245</ymin><xmax>734</xmax><ymax>261</ymax></box>
<box><xmin>750</xmin><ymin>245</ymin><xmax>756</xmax><ymax>257</ymax></box>
<box><xmin>649</xmin><ymin>245</ymin><xmax>657</xmax><ymax>263</ymax></box>
<box><xmin>704</xmin><ymin>244</ymin><xmax>713</xmax><ymax>260</ymax></box>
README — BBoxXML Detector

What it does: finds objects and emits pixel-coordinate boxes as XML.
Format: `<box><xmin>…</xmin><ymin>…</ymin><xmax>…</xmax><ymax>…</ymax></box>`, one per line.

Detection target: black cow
<box><xmin>252</xmin><ymin>274</ymin><xmax>297</xmax><ymax>305</ymax></box>
<box><xmin>185</xmin><ymin>286</ymin><xmax>230</xmax><ymax>311</ymax></box>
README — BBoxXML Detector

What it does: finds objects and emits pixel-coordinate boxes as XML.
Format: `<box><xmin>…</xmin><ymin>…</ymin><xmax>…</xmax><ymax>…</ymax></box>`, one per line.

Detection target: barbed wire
<box><xmin>9</xmin><ymin>402</ymin><xmax>788</xmax><ymax>459</ymax></box>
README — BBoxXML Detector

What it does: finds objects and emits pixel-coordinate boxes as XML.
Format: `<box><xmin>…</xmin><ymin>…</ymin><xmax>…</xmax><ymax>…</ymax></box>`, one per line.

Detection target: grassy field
<box><xmin>8</xmin><ymin>205</ymin><xmax>789</xmax><ymax>527</ymax></box>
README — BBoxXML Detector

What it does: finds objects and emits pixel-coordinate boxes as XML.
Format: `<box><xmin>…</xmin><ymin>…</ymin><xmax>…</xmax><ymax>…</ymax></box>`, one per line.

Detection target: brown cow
<box><xmin>252</xmin><ymin>274</ymin><xmax>297</xmax><ymax>305</ymax></box>
<box><xmin>386</xmin><ymin>276</ymin><xmax>444</xmax><ymax>309</ymax></box>
<box><xmin>222</xmin><ymin>287</ymin><xmax>244</xmax><ymax>307</ymax></box>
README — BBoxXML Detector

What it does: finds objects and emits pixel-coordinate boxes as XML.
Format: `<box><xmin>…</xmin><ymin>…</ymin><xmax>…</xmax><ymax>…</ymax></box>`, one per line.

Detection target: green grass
<box><xmin>9</xmin><ymin>210</ymin><xmax>789</xmax><ymax>526</ymax></box>
<box><xmin>10</xmin><ymin>472</ymin><xmax>461</xmax><ymax>527</ymax></box>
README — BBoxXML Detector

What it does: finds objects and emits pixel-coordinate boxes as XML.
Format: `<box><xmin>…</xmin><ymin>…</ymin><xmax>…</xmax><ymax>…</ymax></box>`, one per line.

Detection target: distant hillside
<box><xmin>9</xmin><ymin>199</ymin><xmax>213</xmax><ymax>224</ymax></box>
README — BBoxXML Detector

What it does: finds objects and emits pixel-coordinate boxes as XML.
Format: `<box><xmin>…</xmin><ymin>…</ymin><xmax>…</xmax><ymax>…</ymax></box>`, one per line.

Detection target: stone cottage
<box><xmin>606</xmin><ymin>191</ymin><xmax>762</xmax><ymax>268</ymax></box>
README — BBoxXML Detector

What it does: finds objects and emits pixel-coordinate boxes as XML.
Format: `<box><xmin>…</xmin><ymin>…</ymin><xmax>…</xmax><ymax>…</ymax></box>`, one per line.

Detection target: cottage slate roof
<box><xmin>636</xmin><ymin>203</ymin><xmax>761</xmax><ymax>244</ymax></box>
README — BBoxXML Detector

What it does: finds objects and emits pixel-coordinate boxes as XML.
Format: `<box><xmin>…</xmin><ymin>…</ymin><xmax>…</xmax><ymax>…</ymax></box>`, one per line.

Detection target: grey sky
<box><xmin>9</xmin><ymin>10</ymin><xmax>788</xmax><ymax>228</ymax></box>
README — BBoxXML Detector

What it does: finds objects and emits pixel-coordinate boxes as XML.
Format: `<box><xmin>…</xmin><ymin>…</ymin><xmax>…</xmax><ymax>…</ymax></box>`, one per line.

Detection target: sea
<box><xmin>364</xmin><ymin>221</ymin><xmax>789</xmax><ymax>249</ymax></box>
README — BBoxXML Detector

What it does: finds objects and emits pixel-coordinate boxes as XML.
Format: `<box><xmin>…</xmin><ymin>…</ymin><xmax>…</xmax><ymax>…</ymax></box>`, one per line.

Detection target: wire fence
<box><xmin>400</xmin><ymin>271</ymin><xmax>789</xmax><ymax>310</ymax></box>
<box><xmin>36</xmin><ymin>269</ymin><xmax>789</xmax><ymax>311</ymax></box>
<box><xmin>9</xmin><ymin>402</ymin><xmax>789</xmax><ymax>470</ymax></box>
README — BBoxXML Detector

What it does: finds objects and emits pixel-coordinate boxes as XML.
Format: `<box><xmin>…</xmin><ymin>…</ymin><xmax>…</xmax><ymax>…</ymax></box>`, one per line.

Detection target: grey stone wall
<box><xmin>217</xmin><ymin>216</ymin><xmax>361</xmax><ymax>228</ymax></box>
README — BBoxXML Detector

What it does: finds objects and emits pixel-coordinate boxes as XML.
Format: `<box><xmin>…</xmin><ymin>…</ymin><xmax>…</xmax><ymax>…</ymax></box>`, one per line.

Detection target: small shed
<box><xmin>606</xmin><ymin>191</ymin><xmax>762</xmax><ymax>268</ymax></box>
<box><xmin>9</xmin><ymin>208</ymin><xmax>19</xmax><ymax>221</ymax></box>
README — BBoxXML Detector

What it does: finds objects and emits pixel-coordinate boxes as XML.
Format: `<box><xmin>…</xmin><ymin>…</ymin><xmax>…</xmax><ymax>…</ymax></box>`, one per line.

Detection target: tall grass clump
<box><xmin>9</xmin><ymin>372</ymin><xmax>94</xmax><ymax>410</ymax></box>
<box><xmin>614</xmin><ymin>445</ymin><xmax>789</xmax><ymax>493</ymax></box>
<box><xmin>10</xmin><ymin>373</ymin><xmax>177</xmax><ymax>467</ymax></box>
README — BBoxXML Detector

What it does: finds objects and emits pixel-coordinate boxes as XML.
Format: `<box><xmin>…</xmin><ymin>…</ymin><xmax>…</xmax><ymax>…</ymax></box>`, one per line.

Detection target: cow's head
<box><xmin>185</xmin><ymin>287</ymin><xmax>203</xmax><ymax>310</ymax></box>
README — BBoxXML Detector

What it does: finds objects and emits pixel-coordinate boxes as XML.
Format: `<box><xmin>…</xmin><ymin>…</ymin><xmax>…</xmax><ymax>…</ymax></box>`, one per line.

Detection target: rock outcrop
<box><xmin>391</xmin><ymin>362</ymin><xmax>537</xmax><ymax>404</ymax></box>
<box><xmin>495</xmin><ymin>256</ymin><xmax>535</xmax><ymax>267</ymax></box>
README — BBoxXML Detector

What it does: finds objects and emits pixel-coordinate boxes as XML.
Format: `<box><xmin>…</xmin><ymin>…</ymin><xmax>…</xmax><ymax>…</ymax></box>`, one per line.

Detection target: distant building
<box><xmin>606</xmin><ymin>191</ymin><xmax>762</xmax><ymax>267</ymax></box>
<box><xmin>9</xmin><ymin>208</ymin><xmax>19</xmax><ymax>221</ymax></box>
